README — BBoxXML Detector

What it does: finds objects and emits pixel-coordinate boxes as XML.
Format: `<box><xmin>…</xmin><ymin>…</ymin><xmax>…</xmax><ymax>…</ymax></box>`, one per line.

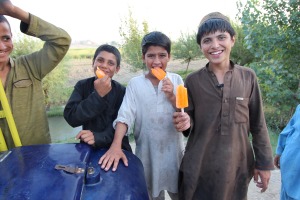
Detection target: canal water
<box><xmin>48</xmin><ymin>116</ymin><xmax>81</xmax><ymax>143</ymax></box>
<box><xmin>48</xmin><ymin>115</ymin><xmax>136</xmax><ymax>150</ymax></box>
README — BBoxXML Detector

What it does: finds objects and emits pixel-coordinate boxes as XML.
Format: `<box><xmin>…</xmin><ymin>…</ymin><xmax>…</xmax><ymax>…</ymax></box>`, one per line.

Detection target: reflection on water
<box><xmin>48</xmin><ymin>116</ymin><xmax>81</xmax><ymax>143</ymax></box>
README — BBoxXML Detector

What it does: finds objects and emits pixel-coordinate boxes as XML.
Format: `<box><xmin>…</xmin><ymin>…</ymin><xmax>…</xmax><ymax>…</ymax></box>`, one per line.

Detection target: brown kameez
<box><xmin>179</xmin><ymin>62</ymin><xmax>274</xmax><ymax>200</ymax></box>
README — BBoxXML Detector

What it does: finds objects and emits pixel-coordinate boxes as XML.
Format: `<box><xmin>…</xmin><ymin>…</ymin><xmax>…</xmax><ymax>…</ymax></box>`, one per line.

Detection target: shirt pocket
<box><xmin>13</xmin><ymin>79</ymin><xmax>32</xmax><ymax>88</ymax></box>
<box><xmin>13</xmin><ymin>79</ymin><xmax>33</xmax><ymax>101</ymax></box>
<box><xmin>234</xmin><ymin>97</ymin><xmax>249</xmax><ymax>123</ymax></box>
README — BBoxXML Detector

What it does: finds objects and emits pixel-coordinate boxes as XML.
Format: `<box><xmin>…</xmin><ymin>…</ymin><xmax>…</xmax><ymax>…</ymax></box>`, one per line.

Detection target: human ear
<box><xmin>231</xmin><ymin>36</ymin><xmax>236</xmax><ymax>47</ymax></box>
<box><xmin>167</xmin><ymin>53</ymin><xmax>171</xmax><ymax>61</ymax></box>
<box><xmin>142</xmin><ymin>55</ymin><xmax>145</xmax><ymax>63</ymax></box>
<box><xmin>115</xmin><ymin>66</ymin><xmax>120</xmax><ymax>73</ymax></box>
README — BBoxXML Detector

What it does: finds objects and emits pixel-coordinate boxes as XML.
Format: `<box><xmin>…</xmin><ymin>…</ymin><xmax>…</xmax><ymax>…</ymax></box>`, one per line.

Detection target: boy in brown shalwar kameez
<box><xmin>173</xmin><ymin>12</ymin><xmax>274</xmax><ymax>200</ymax></box>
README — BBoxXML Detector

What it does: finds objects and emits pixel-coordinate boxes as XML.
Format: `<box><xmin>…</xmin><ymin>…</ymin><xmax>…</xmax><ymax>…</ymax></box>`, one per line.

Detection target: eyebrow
<box><xmin>202</xmin><ymin>32</ymin><xmax>227</xmax><ymax>39</ymax></box>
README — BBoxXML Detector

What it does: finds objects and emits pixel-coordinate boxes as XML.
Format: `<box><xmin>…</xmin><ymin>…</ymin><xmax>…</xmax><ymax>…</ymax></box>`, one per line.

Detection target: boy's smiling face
<box><xmin>143</xmin><ymin>45</ymin><xmax>170</xmax><ymax>79</ymax></box>
<box><xmin>93</xmin><ymin>51</ymin><xmax>120</xmax><ymax>79</ymax></box>
<box><xmin>200</xmin><ymin>30</ymin><xmax>235</xmax><ymax>66</ymax></box>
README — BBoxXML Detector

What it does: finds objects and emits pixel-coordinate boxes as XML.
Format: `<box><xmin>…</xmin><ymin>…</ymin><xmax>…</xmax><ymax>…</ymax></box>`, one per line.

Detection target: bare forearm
<box><xmin>168</xmin><ymin>93</ymin><xmax>176</xmax><ymax>108</ymax></box>
<box><xmin>0</xmin><ymin>0</ymin><xmax>30</xmax><ymax>23</ymax></box>
<box><xmin>98</xmin><ymin>122</ymin><xmax>129</xmax><ymax>171</ymax></box>
<box><xmin>9</xmin><ymin>6</ymin><xmax>29</xmax><ymax>23</ymax></box>
<box><xmin>111</xmin><ymin>122</ymin><xmax>128</xmax><ymax>148</ymax></box>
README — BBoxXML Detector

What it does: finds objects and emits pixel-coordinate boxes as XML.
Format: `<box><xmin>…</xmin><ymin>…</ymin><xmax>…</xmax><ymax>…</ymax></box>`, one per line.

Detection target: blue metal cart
<box><xmin>0</xmin><ymin>143</ymin><xmax>149</xmax><ymax>200</ymax></box>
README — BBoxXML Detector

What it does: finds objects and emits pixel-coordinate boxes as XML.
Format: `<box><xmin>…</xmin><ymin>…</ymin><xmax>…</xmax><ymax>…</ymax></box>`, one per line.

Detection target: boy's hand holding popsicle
<box><xmin>151</xmin><ymin>68</ymin><xmax>190</xmax><ymax>131</ymax></box>
<box><xmin>94</xmin><ymin>67</ymin><xmax>112</xmax><ymax>97</ymax></box>
<box><xmin>152</xmin><ymin>68</ymin><xmax>176</xmax><ymax>105</ymax></box>
<box><xmin>96</xmin><ymin>67</ymin><xmax>105</xmax><ymax>79</ymax></box>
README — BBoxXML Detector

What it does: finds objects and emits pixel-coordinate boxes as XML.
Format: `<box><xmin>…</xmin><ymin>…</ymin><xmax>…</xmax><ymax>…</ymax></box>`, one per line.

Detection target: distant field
<box><xmin>65</xmin><ymin>58</ymin><xmax>208</xmax><ymax>86</ymax></box>
<box><xmin>67</xmin><ymin>48</ymin><xmax>96</xmax><ymax>59</ymax></box>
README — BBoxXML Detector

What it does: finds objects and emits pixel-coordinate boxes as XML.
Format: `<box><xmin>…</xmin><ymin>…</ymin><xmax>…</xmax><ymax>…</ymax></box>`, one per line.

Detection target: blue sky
<box><xmin>8</xmin><ymin>0</ymin><xmax>246</xmax><ymax>44</ymax></box>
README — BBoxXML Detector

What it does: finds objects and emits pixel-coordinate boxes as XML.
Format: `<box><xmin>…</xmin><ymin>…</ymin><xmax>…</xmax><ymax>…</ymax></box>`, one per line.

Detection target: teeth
<box><xmin>211</xmin><ymin>51</ymin><xmax>222</xmax><ymax>55</ymax></box>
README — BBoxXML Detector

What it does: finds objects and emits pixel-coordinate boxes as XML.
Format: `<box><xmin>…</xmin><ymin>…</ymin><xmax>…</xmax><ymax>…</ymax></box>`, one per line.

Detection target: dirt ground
<box><xmin>247</xmin><ymin>169</ymin><xmax>281</xmax><ymax>200</ymax></box>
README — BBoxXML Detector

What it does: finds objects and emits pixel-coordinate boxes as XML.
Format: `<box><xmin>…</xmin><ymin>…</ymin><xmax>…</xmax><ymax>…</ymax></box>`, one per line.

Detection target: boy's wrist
<box><xmin>167</xmin><ymin>94</ymin><xmax>176</xmax><ymax>106</ymax></box>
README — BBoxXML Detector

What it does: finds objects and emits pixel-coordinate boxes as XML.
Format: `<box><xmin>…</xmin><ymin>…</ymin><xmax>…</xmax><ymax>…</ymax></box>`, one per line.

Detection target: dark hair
<box><xmin>196</xmin><ymin>18</ymin><xmax>235</xmax><ymax>46</ymax></box>
<box><xmin>141</xmin><ymin>31</ymin><xmax>171</xmax><ymax>55</ymax></box>
<box><xmin>93</xmin><ymin>44</ymin><xmax>121</xmax><ymax>66</ymax></box>
<box><xmin>0</xmin><ymin>15</ymin><xmax>12</xmax><ymax>34</ymax></box>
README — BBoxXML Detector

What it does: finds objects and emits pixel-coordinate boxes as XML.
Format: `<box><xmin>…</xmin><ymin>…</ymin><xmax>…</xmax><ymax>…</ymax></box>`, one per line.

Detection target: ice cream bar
<box><xmin>176</xmin><ymin>84</ymin><xmax>188</xmax><ymax>112</ymax></box>
<box><xmin>151</xmin><ymin>68</ymin><xmax>166</xmax><ymax>80</ymax></box>
<box><xmin>96</xmin><ymin>67</ymin><xmax>105</xmax><ymax>79</ymax></box>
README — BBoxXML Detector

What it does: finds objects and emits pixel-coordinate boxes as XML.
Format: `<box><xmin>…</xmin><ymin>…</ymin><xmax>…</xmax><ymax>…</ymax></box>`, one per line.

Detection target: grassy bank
<box><xmin>47</xmin><ymin>106</ymin><xmax>65</xmax><ymax>117</ymax></box>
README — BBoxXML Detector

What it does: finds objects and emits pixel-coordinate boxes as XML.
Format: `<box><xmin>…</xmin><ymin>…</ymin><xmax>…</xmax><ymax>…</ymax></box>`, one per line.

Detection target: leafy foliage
<box><xmin>238</xmin><ymin>0</ymin><xmax>300</xmax><ymax>129</ymax></box>
<box><xmin>119</xmin><ymin>9</ymin><xmax>149</xmax><ymax>71</ymax></box>
<box><xmin>11</xmin><ymin>34</ymin><xmax>43</xmax><ymax>58</ymax></box>
<box><xmin>230</xmin><ymin>21</ymin><xmax>256</xmax><ymax>66</ymax></box>
<box><xmin>42</xmin><ymin>55</ymin><xmax>72</xmax><ymax>109</ymax></box>
<box><xmin>172</xmin><ymin>32</ymin><xmax>203</xmax><ymax>72</ymax></box>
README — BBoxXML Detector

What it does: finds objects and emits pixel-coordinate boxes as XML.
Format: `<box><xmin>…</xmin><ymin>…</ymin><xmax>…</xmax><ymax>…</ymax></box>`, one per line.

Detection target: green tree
<box><xmin>11</xmin><ymin>35</ymin><xmax>70</xmax><ymax>110</ymax></box>
<box><xmin>11</xmin><ymin>34</ymin><xmax>43</xmax><ymax>58</ymax></box>
<box><xmin>42</xmin><ymin>55</ymin><xmax>72</xmax><ymax>109</ymax></box>
<box><xmin>230</xmin><ymin>21</ymin><xmax>256</xmax><ymax>66</ymax></box>
<box><xmin>119</xmin><ymin>9</ymin><xmax>149</xmax><ymax>71</ymax></box>
<box><xmin>238</xmin><ymin>0</ymin><xmax>300</xmax><ymax>129</ymax></box>
<box><xmin>172</xmin><ymin>32</ymin><xmax>202</xmax><ymax>75</ymax></box>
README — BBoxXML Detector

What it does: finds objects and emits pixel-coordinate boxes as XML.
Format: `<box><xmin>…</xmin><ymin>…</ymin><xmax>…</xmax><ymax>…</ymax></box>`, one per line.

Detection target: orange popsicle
<box><xmin>176</xmin><ymin>84</ymin><xmax>188</xmax><ymax>112</ymax></box>
<box><xmin>96</xmin><ymin>67</ymin><xmax>105</xmax><ymax>79</ymax></box>
<box><xmin>151</xmin><ymin>68</ymin><xmax>166</xmax><ymax>80</ymax></box>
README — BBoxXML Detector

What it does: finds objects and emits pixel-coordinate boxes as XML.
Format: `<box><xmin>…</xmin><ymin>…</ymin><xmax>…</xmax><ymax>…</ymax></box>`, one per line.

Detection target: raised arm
<box><xmin>0</xmin><ymin>0</ymin><xmax>71</xmax><ymax>79</ymax></box>
<box><xmin>0</xmin><ymin>0</ymin><xmax>29</xmax><ymax>23</ymax></box>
